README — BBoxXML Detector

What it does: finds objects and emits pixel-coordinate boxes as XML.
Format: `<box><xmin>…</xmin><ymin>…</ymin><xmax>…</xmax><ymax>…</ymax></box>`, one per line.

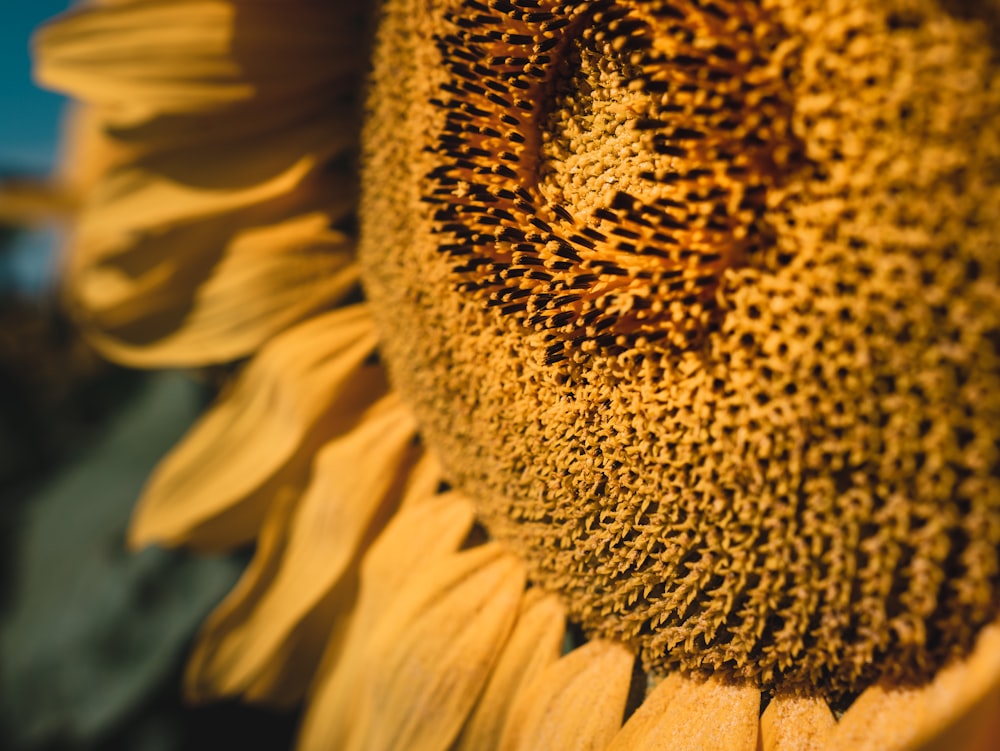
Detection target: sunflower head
<box><xmin>361</xmin><ymin>0</ymin><xmax>1000</xmax><ymax>699</ymax></box>
<box><xmin>32</xmin><ymin>0</ymin><xmax>1000</xmax><ymax>747</ymax></box>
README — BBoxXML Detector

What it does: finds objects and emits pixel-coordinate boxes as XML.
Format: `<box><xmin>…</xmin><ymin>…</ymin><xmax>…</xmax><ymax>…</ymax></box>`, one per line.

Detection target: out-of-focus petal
<box><xmin>77</xmin><ymin>209</ymin><xmax>358</xmax><ymax>367</ymax></box>
<box><xmin>398</xmin><ymin>449</ymin><xmax>445</xmax><ymax>509</ymax></box>
<box><xmin>36</xmin><ymin>0</ymin><xmax>367</xmax><ymax>368</ymax></box>
<box><xmin>35</xmin><ymin>0</ymin><xmax>364</xmax><ymax>125</ymax></box>
<box><xmin>498</xmin><ymin>639</ymin><xmax>634</xmax><ymax>751</ymax></box>
<box><xmin>36</xmin><ymin>1</ymin><xmax>252</xmax><ymax>115</ymax></box>
<box><xmin>76</xmin><ymin>104</ymin><xmax>353</xmax><ymax>236</ymax></box>
<box><xmin>183</xmin><ymin>394</ymin><xmax>419</xmax><ymax>703</ymax></box>
<box><xmin>298</xmin><ymin>493</ymin><xmax>477</xmax><ymax>751</ymax></box>
<box><xmin>0</xmin><ymin>178</ymin><xmax>75</xmax><ymax>227</ymax></box>
<box><xmin>606</xmin><ymin>673</ymin><xmax>758</xmax><ymax>751</ymax></box>
<box><xmin>128</xmin><ymin>305</ymin><xmax>383</xmax><ymax>550</ymax></box>
<box><xmin>59</xmin><ymin>99</ymin><xmax>357</xmax><ymax>365</ymax></box>
<box><xmin>825</xmin><ymin>620</ymin><xmax>1000</xmax><ymax>751</ymax></box>
<box><xmin>914</xmin><ymin>680</ymin><xmax>1000</xmax><ymax>751</ymax></box>
<box><xmin>456</xmin><ymin>588</ymin><xmax>566</xmax><ymax>751</ymax></box>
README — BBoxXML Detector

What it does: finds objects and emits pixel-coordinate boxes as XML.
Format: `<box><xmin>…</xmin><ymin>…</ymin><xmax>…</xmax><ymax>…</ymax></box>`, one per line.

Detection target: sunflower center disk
<box><xmin>429</xmin><ymin>0</ymin><xmax>797</xmax><ymax>358</ymax></box>
<box><xmin>361</xmin><ymin>0</ymin><xmax>1000</xmax><ymax>700</ymax></box>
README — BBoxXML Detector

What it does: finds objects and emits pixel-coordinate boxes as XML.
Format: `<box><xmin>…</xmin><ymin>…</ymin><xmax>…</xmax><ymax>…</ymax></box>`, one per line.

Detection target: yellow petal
<box><xmin>499</xmin><ymin>639</ymin><xmax>635</xmax><ymax>751</ymax></box>
<box><xmin>128</xmin><ymin>305</ymin><xmax>384</xmax><ymax>550</ymax></box>
<box><xmin>36</xmin><ymin>1</ymin><xmax>251</xmax><ymax>116</ymax></box>
<box><xmin>54</xmin><ymin>104</ymin><xmax>131</xmax><ymax>200</ymax></box>
<box><xmin>35</xmin><ymin>0</ymin><xmax>364</xmax><ymax>124</ymax></box>
<box><xmin>606</xmin><ymin>673</ymin><xmax>759</xmax><ymax>751</ymax></box>
<box><xmin>43</xmin><ymin>2</ymin><xmax>364</xmax><ymax>370</ymax></box>
<box><xmin>914</xmin><ymin>681</ymin><xmax>1000</xmax><ymax>751</ymax></box>
<box><xmin>759</xmin><ymin>692</ymin><xmax>835</xmax><ymax>751</ymax></box>
<box><xmin>603</xmin><ymin>672</ymin><xmax>681</xmax><ymax>751</ymax></box>
<box><xmin>298</xmin><ymin>493</ymin><xmax>478</xmax><ymax>751</ymax></box>
<box><xmin>76</xmin><ymin>209</ymin><xmax>359</xmax><ymax>367</ymax></box>
<box><xmin>62</xmin><ymin>105</ymin><xmax>358</xmax><ymax>366</ymax></box>
<box><xmin>399</xmin><ymin>449</ymin><xmax>446</xmax><ymax>509</ymax></box>
<box><xmin>825</xmin><ymin>621</ymin><xmax>1000</xmax><ymax>751</ymax></box>
<box><xmin>0</xmin><ymin>177</ymin><xmax>74</xmax><ymax>227</ymax></box>
<box><xmin>355</xmin><ymin>493</ymin><xmax>480</xmax><ymax>626</ymax></box>
<box><xmin>184</xmin><ymin>394</ymin><xmax>419</xmax><ymax>703</ymax></box>
<box><xmin>75</xmin><ymin>105</ymin><xmax>353</xmax><ymax>247</ymax></box>
<box><xmin>456</xmin><ymin>588</ymin><xmax>566</xmax><ymax>751</ymax></box>
<box><xmin>341</xmin><ymin>546</ymin><xmax>525</xmax><ymax>751</ymax></box>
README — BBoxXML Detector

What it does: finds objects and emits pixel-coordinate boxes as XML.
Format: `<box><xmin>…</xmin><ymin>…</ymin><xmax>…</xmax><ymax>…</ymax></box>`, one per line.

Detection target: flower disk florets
<box><xmin>360</xmin><ymin>0</ymin><xmax>1000</xmax><ymax>698</ymax></box>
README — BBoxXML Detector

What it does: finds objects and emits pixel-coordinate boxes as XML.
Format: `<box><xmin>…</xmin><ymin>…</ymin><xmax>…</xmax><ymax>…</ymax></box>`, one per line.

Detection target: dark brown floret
<box><xmin>425</xmin><ymin>0</ymin><xmax>803</xmax><ymax>354</ymax></box>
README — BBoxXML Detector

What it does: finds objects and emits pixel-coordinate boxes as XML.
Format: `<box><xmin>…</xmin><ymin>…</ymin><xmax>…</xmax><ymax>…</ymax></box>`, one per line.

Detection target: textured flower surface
<box><xmin>36</xmin><ymin>0</ymin><xmax>1000</xmax><ymax>749</ymax></box>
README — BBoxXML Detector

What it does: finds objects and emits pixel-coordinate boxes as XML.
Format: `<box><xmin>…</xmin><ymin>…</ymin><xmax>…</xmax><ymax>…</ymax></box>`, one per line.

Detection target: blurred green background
<box><xmin>0</xmin><ymin>5</ymin><xmax>297</xmax><ymax>749</ymax></box>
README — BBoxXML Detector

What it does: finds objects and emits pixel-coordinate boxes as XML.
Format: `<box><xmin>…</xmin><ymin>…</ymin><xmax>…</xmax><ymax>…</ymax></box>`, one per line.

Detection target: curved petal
<box><xmin>54</xmin><ymin>104</ymin><xmax>124</xmax><ymax>195</ymax></box>
<box><xmin>399</xmin><ymin>449</ymin><xmax>446</xmax><ymax>509</ymax></box>
<box><xmin>77</xmin><ymin>208</ymin><xmax>359</xmax><ymax>367</ymax></box>
<box><xmin>36</xmin><ymin>0</ymin><xmax>250</xmax><ymax>116</ymax></box>
<box><xmin>456</xmin><ymin>588</ymin><xmax>566</xmax><ymax>751</ymax></box>
<box><xmin>339</xmin><ymin>546</ymin><xmax>525</xmax><ymax>751</ymax></box>
<box><xmin>298</xmin><ymin>493</ymin><xmax>478</xmax><ymax>751</ymax></box>
<box><xmin>128</xmin><ymin>305</ymin><xmax>384</xmax><ymax>550</ymax></box>
<box><xmin>183</xmin><ymin>394</ymin><xmax>419</xmax><ymax>704</ymax></box>
<box><xmin>606</xmin><ymin>673</ymin><xmax>759</xmax><ymax>751</ymax></box>
<box><xmin>37</xmin><ymin>0</ymin><xmax>367</xmax><ymax>369</ymax></box>
<box><xmin>825</xmin><ymin>621</ymin><xmax>1000</xmax><ymax>751</ymax></box>
<box><xmin>914</xmin><ymin>686</ymin><xmax>1000</xmax><ymax>751</ymax></box>
<box><xmin>75</xmin><ymin>103</ymin><xmax>353</xmax><ymax>238</ymax></box>
<box><xmin>0</xmin><ymin>177</ymin><xmax>75</xmax><ymax>226</ymax></box>
<box><xmin>60</xmin><ymin>95</ymin><xmax>358</xmax><ymax>366</ymax></box>
<box><xmin>35</xmin><ymin>0</ymin><xmax>365</xmax><ymax>125</ymax></box>
<box><xmin>498</xmin><ymin>639</ymin><xmax>635</xmax><ymax>751</ymax></box>
<box><xmin>759</xmin><ymin>692</ymin><xmax>835</xmax><ymax>751</ymax></box>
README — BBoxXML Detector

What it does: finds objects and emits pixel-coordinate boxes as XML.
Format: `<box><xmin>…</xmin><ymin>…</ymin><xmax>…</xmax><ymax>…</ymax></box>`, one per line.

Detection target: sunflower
<box><xmin>35</xmin><ymin>0</ymin><xmax>1000</xmax><ymax>749</ymax></box>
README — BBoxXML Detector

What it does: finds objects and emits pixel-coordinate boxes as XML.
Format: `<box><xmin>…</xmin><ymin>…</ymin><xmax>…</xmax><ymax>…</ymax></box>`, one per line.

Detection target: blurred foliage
<box><xmin>0</xmin><ymin>373</ymin><xmax>244</xmax><ymax>748</ymax></box>
<box><xmin>0</xmin><ymin>226</ymin><xmax>296</xmax><ymax>750</ymax></box>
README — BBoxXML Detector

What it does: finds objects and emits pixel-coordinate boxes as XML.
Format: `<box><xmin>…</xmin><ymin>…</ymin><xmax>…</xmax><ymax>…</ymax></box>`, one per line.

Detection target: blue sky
<box><xmin>1</xmin><ymin>2</ymin><xmax>72</xmax><ymax>294</ymax></box>
<box><xmin>1</xmin><ymin>2</ymin><xmax>72</xmax><ymax>173</ymax></box>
